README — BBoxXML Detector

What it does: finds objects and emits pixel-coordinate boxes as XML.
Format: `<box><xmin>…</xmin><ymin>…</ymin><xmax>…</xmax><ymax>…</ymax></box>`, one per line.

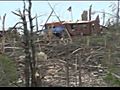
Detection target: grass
<box><xmin>0</xmin><ymin>54</ymin><xmax>18</xmax><ymax>86</ymax></box>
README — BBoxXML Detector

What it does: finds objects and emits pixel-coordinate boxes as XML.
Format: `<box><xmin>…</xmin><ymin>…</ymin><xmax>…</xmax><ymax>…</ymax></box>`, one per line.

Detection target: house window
<box><xmin>71</xmin><ymin>24</ymin><xmax>77</xmax><ymax>29</ymax></box>
<box><xmin>71</xmin><ymin>24</ymin><xmax>77</xmax><ymax>31</ymax></box>
<box><xmin>79</xmin><ymin>24</ymin><xmax>83</xmax><ymax>30</ymax></box>
<box><xmin>83</xmin><ymin>24</ymin><xmax>87</xmax><ymax>29</ymax></box>
<box><xmin>79</xmin><ymin>24</ymin><xmax>87</xmax><ymax>30</ymax></box>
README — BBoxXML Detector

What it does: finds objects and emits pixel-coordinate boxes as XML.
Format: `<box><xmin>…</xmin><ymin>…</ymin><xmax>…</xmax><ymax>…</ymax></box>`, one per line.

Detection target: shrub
<box><xmin>0</xmin><ymin>54</ymin><xmax>18</xmax><ymax>87</ymax></box>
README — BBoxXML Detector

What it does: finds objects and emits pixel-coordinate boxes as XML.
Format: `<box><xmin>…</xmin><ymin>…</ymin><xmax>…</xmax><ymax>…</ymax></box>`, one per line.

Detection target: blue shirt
<box><xmin>52</xmin><ymin>26</ymin><xmax>64</xmax><ymax>33</ymax></box>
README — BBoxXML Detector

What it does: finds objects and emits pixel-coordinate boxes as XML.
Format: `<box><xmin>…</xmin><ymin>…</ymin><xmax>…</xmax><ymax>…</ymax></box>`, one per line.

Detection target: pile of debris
<box><xmin>13</xmin><ymin>38</ymin><xmax>109</xmax><ymax>87</ymax></box>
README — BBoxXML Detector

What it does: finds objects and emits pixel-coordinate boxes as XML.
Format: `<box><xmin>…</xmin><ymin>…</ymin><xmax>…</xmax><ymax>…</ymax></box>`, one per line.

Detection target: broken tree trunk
<box><xmin>77</xmin><ymin>54</ymin><xmax>82</xmax><ymax>87</ymax></box>
<box><xmin>86</xmin><ymin>36</ymin><xmax>90</xmax><ymax>47</ymax></box>
<box><xmin>66</xmin><ymin>58</ymin><xmax>70</xmax><ymax>87</ymax></box>
<box><xmin>1</xmin><ymin>13</ymin><xmax>6</xmax><ymax>54</ymax></box>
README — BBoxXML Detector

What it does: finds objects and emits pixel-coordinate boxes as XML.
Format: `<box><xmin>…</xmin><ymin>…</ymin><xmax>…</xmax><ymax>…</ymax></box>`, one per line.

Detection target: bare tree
<box><xmin>1</xmin><ymin>13</ymin><xmax>6</xmax><ymax>54</ymax></box>
<box><xmin>12</xmin><ymin>0</ymin><xmax>32</xmax><ymax>87</ymax></box>
<box><xmin>28</xmin><ymin>0</ymin><xmax>37</xmax><ymax>87</ymax></box>
<box><xmin>22</xmin><ymin>1</ymin><xmax>31</xmax><ymax>86</ymax></box>
<box><xmin>20</xmin><ymin>1</ymin><xmax>31</xmax><ymax>87</ymax></box>
<box><xmin>102</xmin><ymin>10</ymin><xmax>105</xmax><ymax>26</ymax></box>
<box><xmin>12</xmin><ymin>0</ymin><xmax>40</xmax><ymax>87</ymax></box>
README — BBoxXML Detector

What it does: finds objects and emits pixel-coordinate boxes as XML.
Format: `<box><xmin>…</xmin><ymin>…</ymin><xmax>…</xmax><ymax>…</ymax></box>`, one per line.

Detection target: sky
<box><xmin>0</xmin><ymin>1</ymin><xmax>118</xmax><ymax>30</ymax></box>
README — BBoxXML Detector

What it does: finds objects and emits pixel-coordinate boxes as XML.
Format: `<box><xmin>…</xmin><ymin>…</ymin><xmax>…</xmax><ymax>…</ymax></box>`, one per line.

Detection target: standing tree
<box><xmin>28</xmin><ymin>0</ymin><xmax>37</xmax><ymax>87</ymax></box>
<box><xmin>1</xmin><ymin>13</ymin><xmax>6</xmax><ymax>54</ymax></box>
<box><xmin>12</xmin><ymin>0</ymin><xmax>37</xmax><ymax>87</ymax></box>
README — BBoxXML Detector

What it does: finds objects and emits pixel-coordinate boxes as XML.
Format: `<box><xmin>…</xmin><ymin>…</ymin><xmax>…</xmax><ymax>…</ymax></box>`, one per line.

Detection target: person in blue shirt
<box><xmin>52</xmin><ymin>26</ymin><xmax>64</xmax><ymax>39</ymax></box>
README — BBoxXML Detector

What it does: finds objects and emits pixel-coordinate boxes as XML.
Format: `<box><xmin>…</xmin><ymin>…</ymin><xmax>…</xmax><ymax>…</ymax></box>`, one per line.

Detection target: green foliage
<box><xmin>0</xmin><ymin>54</ymin><xmax>18</xmax><ymax>86</ymax></box>
<box><xmin>104</xmin><ymin>72</ymin><xmax>120</xmax><ymax>86</ymax></box>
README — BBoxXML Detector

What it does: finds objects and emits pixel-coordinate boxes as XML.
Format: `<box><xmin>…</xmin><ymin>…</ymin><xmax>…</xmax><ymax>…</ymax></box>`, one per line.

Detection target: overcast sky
<box><xmin>0</xmin><ymin>1</ymin><xmax>118</xmax><ymax>30</ymax></box>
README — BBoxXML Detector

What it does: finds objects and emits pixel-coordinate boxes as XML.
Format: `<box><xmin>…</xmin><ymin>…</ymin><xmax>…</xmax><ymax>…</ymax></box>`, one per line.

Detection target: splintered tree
<box><xmin>81</xmin><ymin>10</ymin><xmax>88</xmax><ymax>21</ymax></box>
<box><xmin>12</xmin><ymin>0</ymin><xmax>37</xmax><ymax>87</ymax></box>
<box><xmin>1</xmin><ymin>13</ymin><xmax>6</xmax><ymax>54</ymax></box>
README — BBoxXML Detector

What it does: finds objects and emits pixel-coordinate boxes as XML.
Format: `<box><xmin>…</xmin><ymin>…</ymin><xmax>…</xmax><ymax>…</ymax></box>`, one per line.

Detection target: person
<box><xmin>52</xmin><ymin>26</ymin><xmax>64</xmax><ymax>39</ymax></box>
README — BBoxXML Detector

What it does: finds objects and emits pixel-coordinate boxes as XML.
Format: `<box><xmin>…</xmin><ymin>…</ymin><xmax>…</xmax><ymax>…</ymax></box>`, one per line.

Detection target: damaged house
<box><xmin>44</xmin><ymin>15</ymin><xmax>101</xmax><ymax>37</ymax></box>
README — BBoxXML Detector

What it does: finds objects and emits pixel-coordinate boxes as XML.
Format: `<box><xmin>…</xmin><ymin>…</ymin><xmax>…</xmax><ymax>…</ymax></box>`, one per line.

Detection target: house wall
<box><xmin>44</xmin><ymin>19</ymin><xmax>101</xmax><ymax>37</ymax></box>
<box><xmin>64</xmin><ymin>23</ymin><xmax>91</xmax><ymax>36</ymax></box>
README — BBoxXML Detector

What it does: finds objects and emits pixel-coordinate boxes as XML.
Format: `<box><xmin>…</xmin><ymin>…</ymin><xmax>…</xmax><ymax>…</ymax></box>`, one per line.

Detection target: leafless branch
<box><xmin>12</xmin><ymin>22</ymin><xmax>23</xmax><ymax>29</ymax></box>
<box><xmin>12</xmin><ymin>11</ymin><xmax>21</xmax><ymax>17</ymax></box>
